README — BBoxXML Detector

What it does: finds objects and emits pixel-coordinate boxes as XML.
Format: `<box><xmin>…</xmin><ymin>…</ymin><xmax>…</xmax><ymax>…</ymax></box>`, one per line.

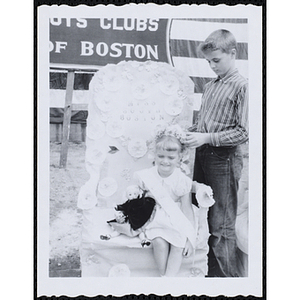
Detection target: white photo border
<box><xmin>35</xmin><ymin>1</ymin><xmax>266</xmax><ymax>298</ymax></box>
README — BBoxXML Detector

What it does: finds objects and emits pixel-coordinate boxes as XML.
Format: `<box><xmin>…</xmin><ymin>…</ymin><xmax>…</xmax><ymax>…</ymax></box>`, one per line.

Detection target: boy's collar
<box><xmin>214</xmin><ymin>68</ymin><xmax>238</xmax><ymax>84</ymax></box>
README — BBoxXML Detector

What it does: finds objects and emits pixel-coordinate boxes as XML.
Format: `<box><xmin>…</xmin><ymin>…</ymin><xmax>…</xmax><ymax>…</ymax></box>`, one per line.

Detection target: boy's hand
<box><xmin>183</xmin><ymin>239</ymin><xmax>194</xmax><ymax>257</ymax></box>
<box><xmin>185</xmin><ymin>132</ymin><xmax>211</xmax><ymax>148</ymax></box>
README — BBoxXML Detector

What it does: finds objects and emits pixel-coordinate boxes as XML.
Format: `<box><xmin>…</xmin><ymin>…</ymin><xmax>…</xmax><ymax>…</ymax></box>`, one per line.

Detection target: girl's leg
<box><xmin>152</xmin><ymin>237</ymin><xmax>170</xmax><ymax>275</ymax></box>
<box><xmin>164</xmin><ymin>245</ymin><xmax>183</xmax><ymax>277</ymax></box>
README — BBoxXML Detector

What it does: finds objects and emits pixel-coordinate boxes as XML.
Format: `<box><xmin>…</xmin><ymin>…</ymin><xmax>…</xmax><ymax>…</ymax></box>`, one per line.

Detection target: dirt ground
<box><xmin>49</xmin><ymin>141</ymin><xmax>89</xmax><ymax>277</ymax></box>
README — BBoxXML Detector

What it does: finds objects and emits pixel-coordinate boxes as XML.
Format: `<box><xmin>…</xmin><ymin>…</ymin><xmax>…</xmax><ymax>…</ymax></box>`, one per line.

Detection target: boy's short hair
<box><xmin>200</xmin><ymin>29</ymin><xmax>237</xmax><ymax>54</ymax></box>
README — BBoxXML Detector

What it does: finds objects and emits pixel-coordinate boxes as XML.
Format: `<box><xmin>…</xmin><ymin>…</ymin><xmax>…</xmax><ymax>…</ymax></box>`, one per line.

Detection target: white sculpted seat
<box><xmin>78</xmin><ymin>60</ymin><xmax>210</xmax><ymax>277</ymax></box>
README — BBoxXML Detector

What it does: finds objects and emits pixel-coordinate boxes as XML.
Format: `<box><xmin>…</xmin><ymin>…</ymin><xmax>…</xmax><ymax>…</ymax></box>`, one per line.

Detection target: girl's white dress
<box><xmin>135</xmin><ymin>166</ymin><xmax>192</xmax><ymax>248</ymax></box>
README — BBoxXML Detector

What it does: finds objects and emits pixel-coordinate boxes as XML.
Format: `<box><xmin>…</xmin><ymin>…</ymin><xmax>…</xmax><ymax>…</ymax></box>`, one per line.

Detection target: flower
<box><xmin>108</xmin><ymin>264</ymin><xmax>131</xmax><ymax>277</ymax></box>
<box><xmin>154</xmin><ymin>124</ymin><xmax>186</xmax><ymax>144</ymax></box>
<box><xmin>127</xmin><ymin>139</ymin><xmax>148</xmax><ymax>158</ymax></box>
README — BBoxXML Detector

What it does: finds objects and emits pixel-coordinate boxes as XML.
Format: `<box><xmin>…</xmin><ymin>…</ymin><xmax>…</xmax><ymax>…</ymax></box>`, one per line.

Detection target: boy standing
<box><xmin>185</xmin><ymin>29</ymin><xmax>248</xmax><ymax>277</ymax></box>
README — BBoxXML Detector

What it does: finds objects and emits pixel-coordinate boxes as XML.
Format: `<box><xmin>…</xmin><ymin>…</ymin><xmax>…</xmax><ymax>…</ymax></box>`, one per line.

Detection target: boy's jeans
<box><xmin>193</xmin><ymin>144</ymin><xmax>243</xmax><ymax>277</ymax></box>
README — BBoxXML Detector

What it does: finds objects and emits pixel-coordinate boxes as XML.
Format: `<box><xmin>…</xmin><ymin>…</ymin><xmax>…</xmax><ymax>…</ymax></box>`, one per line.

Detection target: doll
<box><xmin>100</xmin><ymin>185</ymin><xmax>155</xmax><ymax>247</ymax></box>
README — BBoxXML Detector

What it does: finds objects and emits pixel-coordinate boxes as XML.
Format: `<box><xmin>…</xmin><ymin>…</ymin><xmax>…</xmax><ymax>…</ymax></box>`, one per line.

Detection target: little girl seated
<box><xmin>100</xmin><ymin>185</ymin><xmax>156</xmax><ymax>247</ymax></box>
<box><xmin>102</xmin><ymin>124</ymin><xmax>214</xmax><ymax>276</ymax></box>
<box><xmin>133</xmin><ymin>124</ymin><xmax>215</xmax><ymax>277</ymax></box>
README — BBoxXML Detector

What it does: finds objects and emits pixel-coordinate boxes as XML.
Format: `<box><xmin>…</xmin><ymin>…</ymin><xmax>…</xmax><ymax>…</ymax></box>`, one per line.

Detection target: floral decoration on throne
<box><xmin>77</xmin><ymin>60</ymin><xmax>213</xmax><ymax>249</ymax></box>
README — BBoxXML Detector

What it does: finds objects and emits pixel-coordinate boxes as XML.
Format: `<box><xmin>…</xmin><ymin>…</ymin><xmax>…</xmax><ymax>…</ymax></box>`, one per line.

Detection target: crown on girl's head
<box><xmin>154</xmin><ymin>124</ymin><xmax>186</xmax><ymax>144</ymax></box>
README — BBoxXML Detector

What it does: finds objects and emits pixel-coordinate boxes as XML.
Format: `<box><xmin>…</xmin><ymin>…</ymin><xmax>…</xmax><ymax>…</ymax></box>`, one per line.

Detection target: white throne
<box><xmin>78</xmin><ymin>60</ymin><xmax>210</xmax><ymax>277</ymax></box>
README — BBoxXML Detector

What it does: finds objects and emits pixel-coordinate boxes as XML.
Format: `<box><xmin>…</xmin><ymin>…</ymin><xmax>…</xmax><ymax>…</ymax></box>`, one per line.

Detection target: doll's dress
<box><xmin>135</xmin><ymin>166</ymin><xmax>192</xmax><ymax>248</ymax></box>
<box><xmin>114</xmin><ymin>195</ymin><xmax>156</xmax><ymax>230</ymax></box>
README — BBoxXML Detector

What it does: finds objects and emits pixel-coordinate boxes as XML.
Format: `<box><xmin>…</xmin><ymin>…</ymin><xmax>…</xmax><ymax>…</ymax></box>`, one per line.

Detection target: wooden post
<box><xmin>59</xmin><ymin>70</ymin><xmax>75</xmax><ymax>168</ymax></box>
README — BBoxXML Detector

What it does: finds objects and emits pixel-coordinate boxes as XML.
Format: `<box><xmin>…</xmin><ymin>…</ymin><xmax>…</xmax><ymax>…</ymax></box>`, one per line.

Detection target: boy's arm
<box><xmin>210</xmin><ymin>84</ymin><xmax>248</xmax><ymax>147</ymax></box>
<box><xmin>185</xmin><ymin>132</ymin><xmax>211</xmax><ymax>148</ymax></box>
<box><xmin>185</xmin><ymin>84</ymin><xmax>248</xmax><ymax>148</ymax></box>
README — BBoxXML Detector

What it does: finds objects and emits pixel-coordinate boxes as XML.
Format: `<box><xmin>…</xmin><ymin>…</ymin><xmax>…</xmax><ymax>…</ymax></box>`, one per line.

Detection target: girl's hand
<box><xmin>115</xmin><ymin>211</ymin><xmax>126</xmax><ymax>224</ymax></box>
<box><xmin>185</xmin><ymin>132</ymin><xmax>211</xmax><ymax>148</ymax></box>
<box><xmin>182</xmin><ymin>239</ymin><xmax>194</xmax><ymax>257</ymax></box>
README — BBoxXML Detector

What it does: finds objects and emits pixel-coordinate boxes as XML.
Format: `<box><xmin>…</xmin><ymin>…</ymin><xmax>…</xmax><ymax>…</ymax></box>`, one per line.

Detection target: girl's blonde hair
<box><xmin>155</xmin><ymin>135</ymin><xmax>184</xmax><ymax>153</ymax></box>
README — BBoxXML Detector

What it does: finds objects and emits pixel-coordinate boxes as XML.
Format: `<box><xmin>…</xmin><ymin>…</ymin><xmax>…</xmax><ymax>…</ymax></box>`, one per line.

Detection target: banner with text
<box><xmin>50</xmin><ymin>18</ymin><xmax>170</xmax><ymax>66</ymax></box>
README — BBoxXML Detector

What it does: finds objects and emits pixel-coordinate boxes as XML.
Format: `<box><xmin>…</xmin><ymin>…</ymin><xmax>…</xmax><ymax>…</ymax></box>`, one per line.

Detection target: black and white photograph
<box><xmin>36</xmin><ymin>2</ymin><xmax>264</xmax><ymax>298</ymax></box>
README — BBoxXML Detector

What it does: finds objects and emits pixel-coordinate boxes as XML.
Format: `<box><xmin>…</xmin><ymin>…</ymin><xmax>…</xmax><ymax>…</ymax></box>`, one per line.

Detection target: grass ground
<box><xmin>49</xmin><ymin>142</ymin><xmax>89</xmax><ymax>277</ymax></box>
